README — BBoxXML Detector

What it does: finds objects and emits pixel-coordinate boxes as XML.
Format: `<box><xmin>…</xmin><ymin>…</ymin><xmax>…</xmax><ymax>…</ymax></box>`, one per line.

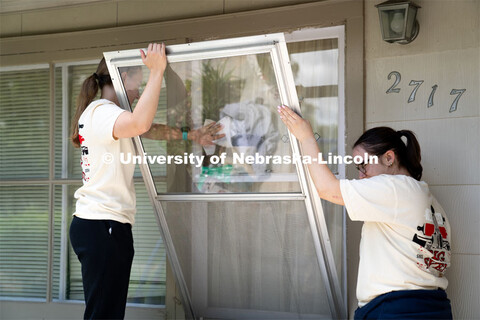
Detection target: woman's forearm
<box><xmin>299</xmin><ymin>137</ymin><xmax>343</xmax><ymax>205</ymax></box>
<box><xmin>130</xmin><ymin>71</ymin><xmax>164</xmax><ymax>133</ymax></box>
<box><xmin>278</xmin><ymin>105</ymin><xmax>344</xmax><ymax>205</ymax></box>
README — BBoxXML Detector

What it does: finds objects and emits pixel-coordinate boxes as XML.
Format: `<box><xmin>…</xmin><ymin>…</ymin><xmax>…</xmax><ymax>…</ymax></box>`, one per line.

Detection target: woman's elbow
<box><xmin>138</xmin><ymin>122</ymin><xmax>152</xmax><ymax>135</ymax></box>
<box><xmin>316</xmin><ymin>187</ymin><xmax>331</xmax><ymax>200</ymax></box>
<box><xmin>315</xmin><ymin>179</ymin><xmax>344</xmax><ymax>205</ymax></box>
<box><xmin>124</xmin><ymin>122</ymin><xmax>150</xmax><ymax>138</ymax></box>
<box><xmin>130</xmin><ymin>115</ymin><xmax>152</xmax><ymax>135</ymax></box>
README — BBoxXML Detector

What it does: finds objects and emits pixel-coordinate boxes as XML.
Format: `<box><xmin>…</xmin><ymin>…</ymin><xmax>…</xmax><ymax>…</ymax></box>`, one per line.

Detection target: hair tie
<box><xmin>397</xmin><ymin>130</ymin><xmax>408</xmax><ymax>146</ymax></box>
<box><xmin>93</xmin><ymin>73</ymin><xmax>100</xmax><ymax>81</ymax></box>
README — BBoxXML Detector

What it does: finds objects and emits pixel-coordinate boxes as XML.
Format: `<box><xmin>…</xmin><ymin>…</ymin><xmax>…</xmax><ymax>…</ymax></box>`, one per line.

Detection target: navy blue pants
<box><xmin>354</xmin><ymin>289</ymin><xmax>453</xmax><ymax>319</ymax></box>
<box><xmin>70</xmin><ymin>216</ymin><xmax>134</xmax><ymax>320</ymax></box>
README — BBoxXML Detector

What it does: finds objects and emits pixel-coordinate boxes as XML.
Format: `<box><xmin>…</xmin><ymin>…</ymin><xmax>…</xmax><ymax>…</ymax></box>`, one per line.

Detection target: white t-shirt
<box><xmin>73</xmin><ymin>99</ymin><xmax>137</xmax><ymax>225</ymax></box>
<box><xmin>339</xmin><ymin>174</ymin><xmax>451</xmax><ymax>307</ymax></box>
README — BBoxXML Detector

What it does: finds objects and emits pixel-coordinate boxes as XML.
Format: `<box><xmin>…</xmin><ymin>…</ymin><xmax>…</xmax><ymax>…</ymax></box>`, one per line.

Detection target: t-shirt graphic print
<box><xmin>413</xmin><ymin>205</ymin><xmax>451</xmax><ymax>276</ymax></box>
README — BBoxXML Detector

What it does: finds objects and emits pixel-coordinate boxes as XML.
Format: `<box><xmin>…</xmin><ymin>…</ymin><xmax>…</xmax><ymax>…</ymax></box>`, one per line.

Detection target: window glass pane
<box><xmin>52</xmin><ymin>183</ymin><xmax>167</xmax><ymax>305</ymax></box>
<box><xmin>54</xmin><ymin>64</ymin><xmax>100</xmax><ymax>179</ymax></box>
<box><xmin>0</xmin><ymin>68</ymin><xmax>50</xmax><ymax>179</ymax></box>
<box><xmin>380</xmin><ymin>8</ymin><xmax>408</xmax><ymax>40</ymax></box>
<box><xmin>322</xmin><ymin>199</ymin><xmax>344</xmax><ymax>294</ymax></box>
<box><xmin>52</xmin><ymin>184</ymin><xmax>82</xmax><ymax>301</ymax></box>
<box><xmin>119</xmin><ymin>53</ymin><xmax>301</xmax><ymax>194</ymax></box>
<box><xmin>127</xmin><ymin>66</ymin><xmax>168</xmax><ymax>183</ymax></box>
<box><xmin>128</xmin><ymin>182</ymin><xmax>167</xmax><ymax>305</ymax></box>
<box><xmin>0</xmin><ymin>185</ymin><xmax>49</xmax><ymax>299</ymax></box>
<box><xmin>287</xmin><ymin>38</ymin><xmax>339</xmax><ymax>174</ymax></box>
<box><xmin>160</xmin><ymin>200</ymin><xmax>331</xmax><ymax>318</ymax></box>
<box><xmin>54</xmin><ymin>67</ymin><xmax>63</xmax><ymax>179</ymax></box>
<box><xmin>287</xmin><ymin>37</ymin><xmax>344</xmax><ymax>295</ymax></box>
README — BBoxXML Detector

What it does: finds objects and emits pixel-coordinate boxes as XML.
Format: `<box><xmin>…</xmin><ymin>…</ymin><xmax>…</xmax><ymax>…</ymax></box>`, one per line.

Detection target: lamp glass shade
<box><xmin>376</xmin><ymin>0</ymin><xmax>420</xmax><ymax>44</ymax></box>
<box><xmin>405</xmin><ymin>5</ymin><xmax>418</xmax><ymax>41</ymax></box>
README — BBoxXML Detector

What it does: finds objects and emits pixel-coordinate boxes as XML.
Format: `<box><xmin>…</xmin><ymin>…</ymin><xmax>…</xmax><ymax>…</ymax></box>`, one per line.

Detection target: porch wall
<box><xmin>364</xmin><ymin>1</ymin><xmax>480</xmax><ymax>318</ymax></box>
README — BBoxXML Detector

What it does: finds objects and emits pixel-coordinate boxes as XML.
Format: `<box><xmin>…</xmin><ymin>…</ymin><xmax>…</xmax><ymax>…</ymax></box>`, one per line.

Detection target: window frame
<box><xmin>105</xmin><ymin>31</ymin><xmax>346</xmax><ymax>319</ymax></box>
<box><xmin>285</xmin><ymin>25</ymin><xmax>348</xmax><ymax>310</ymax></box>
<box><xmin>0</xmin><ymin>62</ymin><xmax>168</xmax><ymax>310</ymax></box>
<box><xmin>0</xmin><ymin>63</ymin><xmax>52</xmax><ymax>303</ymax></box>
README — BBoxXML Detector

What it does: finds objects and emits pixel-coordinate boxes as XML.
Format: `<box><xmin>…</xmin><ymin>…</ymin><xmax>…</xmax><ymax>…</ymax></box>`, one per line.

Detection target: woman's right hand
<box><xmin>140</xmin><ymin>43</ymin><xmax>167</xmax><ymax>74</ymax></box>
<box><xmin>114</xmin><ymin>43</ymin><xmax>167</xmax><ymax>139</ymax></box>
<box><xmin>277</xmin><ymin>105</ymin><xmax>315</xmax><ymax>142</ymax></box>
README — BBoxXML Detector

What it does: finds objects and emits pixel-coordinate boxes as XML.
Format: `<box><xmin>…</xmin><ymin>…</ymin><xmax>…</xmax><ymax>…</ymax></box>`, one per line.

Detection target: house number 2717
<box><xmin>386</xmin><ymin>71</ymin><xmax>466</xmax><ymax>113</ymax></box>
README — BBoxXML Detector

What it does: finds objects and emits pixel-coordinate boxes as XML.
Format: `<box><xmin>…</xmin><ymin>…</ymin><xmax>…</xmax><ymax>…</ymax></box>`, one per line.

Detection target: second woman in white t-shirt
<box><xmin>277</xmin><ymin>105</ymin><xmax>452</xmax><ymax>319</ymax></box>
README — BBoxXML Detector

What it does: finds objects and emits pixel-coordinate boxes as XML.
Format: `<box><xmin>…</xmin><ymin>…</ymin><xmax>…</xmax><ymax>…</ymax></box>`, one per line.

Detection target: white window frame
<box><xmin>285</xmin><ymin>25</ymin><xmax>347</xmax><ymax>310</ymax></box>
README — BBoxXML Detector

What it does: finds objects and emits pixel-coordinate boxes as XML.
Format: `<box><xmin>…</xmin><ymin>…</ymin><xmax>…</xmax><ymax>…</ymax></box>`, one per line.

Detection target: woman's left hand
<box><xmin>277</xmin><ymin>105</ymin><xmax>315</xmax><ymax>142</ymax></box>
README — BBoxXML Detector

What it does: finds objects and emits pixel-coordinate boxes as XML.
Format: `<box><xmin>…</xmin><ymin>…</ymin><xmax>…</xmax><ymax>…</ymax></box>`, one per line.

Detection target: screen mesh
<box><xmin>160</xmin><ymin>200</ymin><xmax>331</xmax><ymax>319</ymax></box>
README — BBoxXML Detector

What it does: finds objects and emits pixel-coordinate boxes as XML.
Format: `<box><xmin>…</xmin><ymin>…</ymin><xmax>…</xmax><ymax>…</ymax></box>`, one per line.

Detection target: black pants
<box><xmin>70</xmin><ymin>216</ymin><xmax>134</xmax><ymax>320</ymax></box>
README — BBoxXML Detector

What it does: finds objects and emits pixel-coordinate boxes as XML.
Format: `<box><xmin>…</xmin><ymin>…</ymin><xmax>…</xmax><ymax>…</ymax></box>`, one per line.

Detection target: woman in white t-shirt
<box><xmin>278</xmin><ymin>105</ymin><xmax>452</xmax><ymax>319</ymax></box>
<box><xmin>69</xmin><ymin>43</ymin><xmax>223</xmax><ymax>320</ymax></box>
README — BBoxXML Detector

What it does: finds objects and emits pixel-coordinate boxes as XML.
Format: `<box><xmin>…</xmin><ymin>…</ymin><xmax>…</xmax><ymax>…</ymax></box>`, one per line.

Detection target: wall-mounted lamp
<box><xmin>376</xmin><ymin>0</ymin><xmax>421</xmax><ymax>44</ymax></box>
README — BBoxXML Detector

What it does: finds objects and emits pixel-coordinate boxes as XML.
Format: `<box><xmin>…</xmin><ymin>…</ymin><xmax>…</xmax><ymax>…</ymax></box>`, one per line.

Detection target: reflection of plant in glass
<box><xmin>201</xmin><ymin>60</ymin><xmax>244</xmax><ymax>122</ymax></box>
<box><xmin>166</xmin><ymin>79</ymin><xmax>192</xmax><ymax>129</ymax></box>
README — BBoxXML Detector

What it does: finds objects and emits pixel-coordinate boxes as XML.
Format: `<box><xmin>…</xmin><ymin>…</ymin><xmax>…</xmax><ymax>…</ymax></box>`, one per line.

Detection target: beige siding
<box><xmin>366</xmin><ymin>118</ymin><xmax>480</xmax><ymax>188</ymax></box>
<box><xmin>224</xmin><ymin>0</ymin><xmax>320</xmax><ymax>12</ymax></box>
<box><xmin>366</xmin><ymin>48</ymin><xmax>479</xmax><ymax>122</ymax></box>
<box><xmin>116</xmin><ymin>0</ymin><xmax>224</xmax><ymax>25</ymax></box>
<box><xmin>0</xmin><ymin>0</ymin><xmax>323</xmax><ymax>37</ymax></box>
<box><xmin>20</xmin><ymin>2</ymin><xmax>118</xmax><ymax>35</ymax></box>
<box><xmin>0</xmin><ymin>13</ymin><xmax>22</xmax><ymax>36</ymax></box>
<box><xmin>365</xmin><ymin>1</ymin><xmax>480</xmax><ymax>319</ymax></box>
<box><xmin>429</xmin><ymin>186</ymin><xmax>480</xmax><ymax>255</ymax></box>
<box><xmin>0</xmin><ymin>0</ymin><xmax>109</xmax><ymax>14</ymax></box>
<box><xmin>445</xmin><ymin>254</ymin><xmax>480</xmax><ymax>319</ymax></box>
<box><xmin>365</xmin><ymin>0</ymin><xmax>479</xmax><ymax>58</ymax></box>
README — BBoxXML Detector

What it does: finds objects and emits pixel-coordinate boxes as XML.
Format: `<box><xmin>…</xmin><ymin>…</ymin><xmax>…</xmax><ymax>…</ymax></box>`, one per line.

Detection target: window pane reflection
<box><xmin>287</xmin><ymin>38</ymin><xmax>339</xmax><ymax>174</ymax></box>
<box><xmin>120</xmin><ymin>53</ymin><xmax>301</xmax><ymax>194</ymax></box>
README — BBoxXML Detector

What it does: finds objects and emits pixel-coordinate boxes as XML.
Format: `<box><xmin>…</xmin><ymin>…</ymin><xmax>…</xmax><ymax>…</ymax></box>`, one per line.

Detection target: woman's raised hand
<box><xmin>277</xmin><ymin>105</ymin><xmax>315</xmax><ymax>142</ymax></box>
<box><xmin>140</xmin><ymin>43</ymin><xmax>167</xmax><ymax>74</ymax></box>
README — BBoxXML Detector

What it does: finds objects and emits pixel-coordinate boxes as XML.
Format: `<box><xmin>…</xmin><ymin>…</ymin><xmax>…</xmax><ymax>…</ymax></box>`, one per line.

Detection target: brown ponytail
<box><xmin>353</xmin><ymin>127</ymin><xmax>423</xmax><ymax>180</ymax></box>
<box><xmin>70</xmin><ymin>58</ymin><xmax>112</xmax><ymax>148</ymax></box>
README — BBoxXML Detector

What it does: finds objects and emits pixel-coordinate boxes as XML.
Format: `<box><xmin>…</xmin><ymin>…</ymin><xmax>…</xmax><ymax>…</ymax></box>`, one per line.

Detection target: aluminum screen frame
<box><xmin>104</xmin><ymin>33</ymin><xmax>346</xmax><ymax>319</ymax></box>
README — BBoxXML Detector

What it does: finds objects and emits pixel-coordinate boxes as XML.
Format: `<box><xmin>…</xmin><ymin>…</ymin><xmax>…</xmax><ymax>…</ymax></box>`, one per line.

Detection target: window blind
<box><xmin>0</xmin><ymin>185</ymin><xmax>49</xmax><ymax>299</ymax></box>
<box><xmin>0</xmin><ymin>67</ymin><xmax>51</xmax><ymax>300</ymax></box>
<box><xmin>0</xmin><ymin>68</ymin><xmax>50</xmax><ymax>179</ymax></box>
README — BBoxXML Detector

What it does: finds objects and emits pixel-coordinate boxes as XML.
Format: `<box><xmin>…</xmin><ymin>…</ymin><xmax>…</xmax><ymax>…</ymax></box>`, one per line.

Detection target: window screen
<box><xmin>105</xmin><ymin>32</ymin><xmax>346</xmax><ymax>319</ymax></box>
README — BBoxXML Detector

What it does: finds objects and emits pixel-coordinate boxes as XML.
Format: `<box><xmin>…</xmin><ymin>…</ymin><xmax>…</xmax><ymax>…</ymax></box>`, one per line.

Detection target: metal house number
<box><xmin>386</xmin><ymin>71</ymin><xmax>466</xmax><ymax>113</ymax></box>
